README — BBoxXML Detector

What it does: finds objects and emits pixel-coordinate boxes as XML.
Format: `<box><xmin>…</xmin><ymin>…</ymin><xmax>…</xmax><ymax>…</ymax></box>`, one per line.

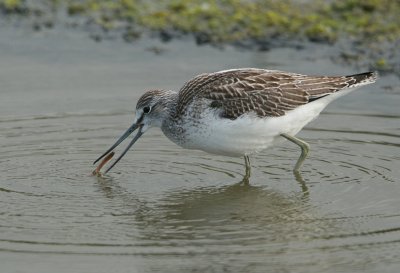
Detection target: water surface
<box><xmin>1</xmin><ymin>27</ymin><xmax>400</xmax><ymax>273</ymax></box>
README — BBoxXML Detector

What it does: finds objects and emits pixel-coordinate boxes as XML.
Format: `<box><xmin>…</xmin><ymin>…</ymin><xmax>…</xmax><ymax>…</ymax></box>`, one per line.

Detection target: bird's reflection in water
<box><xmin>293</xmin><ymin>171</ymin><xmax>309</xmax><ymax>195</ymax></box>
<box><xmin>146</xmin><ymin>183</ymin><xmax>314</xmax><ymax>242</ymax></box>
<box><xmin>94</xmin><ymin>175</ymin><xmax>334</xmax><ymax>245</ymax></box>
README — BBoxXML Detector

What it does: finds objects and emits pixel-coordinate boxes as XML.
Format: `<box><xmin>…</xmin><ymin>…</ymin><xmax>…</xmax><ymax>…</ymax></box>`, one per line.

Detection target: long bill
<box><xmin>93</xmin><ymin>123</ymin><xmax>144</xmax><ymax>173</ymax></box>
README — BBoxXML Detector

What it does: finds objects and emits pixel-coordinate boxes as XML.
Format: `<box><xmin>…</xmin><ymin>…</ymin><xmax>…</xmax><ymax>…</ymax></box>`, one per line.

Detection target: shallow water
<box><xmin>1</xmin><ymin>27</ymin><xmax>400</xmax><ymax>273</ymax></box>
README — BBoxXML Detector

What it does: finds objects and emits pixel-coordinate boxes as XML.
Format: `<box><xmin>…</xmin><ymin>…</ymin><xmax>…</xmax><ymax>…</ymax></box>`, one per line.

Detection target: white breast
<box><xmin>167</xmin><ymin>87</ymin><xmax>360</xmax><ymax>157</ymax></box>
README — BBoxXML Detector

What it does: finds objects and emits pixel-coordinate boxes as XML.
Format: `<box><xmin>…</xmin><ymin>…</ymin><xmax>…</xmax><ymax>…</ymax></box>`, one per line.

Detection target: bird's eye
<box><xmin>143</xmin><ymin>106</ymin><xmax>151</xmax><ymax>114</ymax></box>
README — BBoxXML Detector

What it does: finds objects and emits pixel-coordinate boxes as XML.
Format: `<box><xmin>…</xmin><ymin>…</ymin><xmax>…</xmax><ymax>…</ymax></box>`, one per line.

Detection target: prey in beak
<box><xmin>93</xmin><ymin>122</ymin><xmax>144</xmax><ymax>174</ymax></box>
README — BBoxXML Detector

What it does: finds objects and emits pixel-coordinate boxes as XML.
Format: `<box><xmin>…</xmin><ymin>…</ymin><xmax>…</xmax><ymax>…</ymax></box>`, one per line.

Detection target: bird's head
<box><xmin>93</xmin><ymin>89</ymin><xmax>176</xmax><ymax>173</ymax></box>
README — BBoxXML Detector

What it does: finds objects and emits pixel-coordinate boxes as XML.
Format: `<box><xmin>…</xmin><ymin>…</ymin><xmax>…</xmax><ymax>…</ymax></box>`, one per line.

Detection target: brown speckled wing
<box><xmin>177</xmin><ymin>69</ymin><xmax>375</xmax><ymax>119</ymax></box>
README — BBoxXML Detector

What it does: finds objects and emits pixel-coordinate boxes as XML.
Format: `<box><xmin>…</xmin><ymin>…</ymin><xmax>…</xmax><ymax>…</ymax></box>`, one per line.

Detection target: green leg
<box><xmin>242</xmin><ymin>155</ymin><xmax>251</xmax><ymax>183</ymax></box>
<box><xmin>281</xmin><ymin>133</ymin><xmax>310</xmax><ymax>172</ymax></box>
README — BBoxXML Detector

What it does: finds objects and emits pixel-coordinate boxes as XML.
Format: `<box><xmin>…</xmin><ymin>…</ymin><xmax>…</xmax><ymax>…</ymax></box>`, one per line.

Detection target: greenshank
<box><xmin>94</xmin><ymin>68</ymin><xmax>377</xmax><ymax>179</ymax></box>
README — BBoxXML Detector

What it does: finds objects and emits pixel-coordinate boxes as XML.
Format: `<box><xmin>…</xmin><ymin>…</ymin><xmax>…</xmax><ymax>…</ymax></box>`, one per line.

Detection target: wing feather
<box><xmin>177</xmin><ymin>68</ymin><xmax>375</xmax><ymax>119</ymax></box>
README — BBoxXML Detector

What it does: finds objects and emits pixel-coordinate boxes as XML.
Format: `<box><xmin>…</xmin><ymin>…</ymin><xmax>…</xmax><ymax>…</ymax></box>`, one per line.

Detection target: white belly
<box><xmin>180</xmin><ymin>107</ymin><xmax>317</xmax><ymax>156</ymax></box>
<box><xmin>167</xmin><ymin>88</ymin><xmax>359</xmax><ymax>157</ymax></box>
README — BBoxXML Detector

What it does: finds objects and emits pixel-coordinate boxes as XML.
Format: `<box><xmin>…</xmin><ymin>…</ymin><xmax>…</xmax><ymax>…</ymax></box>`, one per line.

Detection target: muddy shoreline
<box><xmin>1</xmin><ymin>0</ymin><xmax>399</xmax><ymax>76</ymax></box>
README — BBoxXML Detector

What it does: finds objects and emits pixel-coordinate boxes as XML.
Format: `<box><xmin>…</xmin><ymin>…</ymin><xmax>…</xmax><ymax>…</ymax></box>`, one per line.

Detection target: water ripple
<box><xmin>0</xmin><ymin>110</ymin><xmax>399</xmax><ymax>271</ymax></box>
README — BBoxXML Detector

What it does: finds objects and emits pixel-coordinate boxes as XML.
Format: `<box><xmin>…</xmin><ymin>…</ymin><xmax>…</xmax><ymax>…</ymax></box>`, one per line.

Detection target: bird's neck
<box><xmin>160</xmin><ymin>90</ymin><xmax>179</xmax><ymax>119</ymax></box>
<box><xmin>159</xmin><ymin>91</ymin><xmax>184</xmax><ymax>144</ymax></box>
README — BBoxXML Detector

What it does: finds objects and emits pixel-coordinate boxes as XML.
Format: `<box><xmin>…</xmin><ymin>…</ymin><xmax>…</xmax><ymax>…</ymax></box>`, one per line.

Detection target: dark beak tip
<box><xmin>102</xmin><ymin>126</ymin><xmax>144</xmax><ymax>174</ymax></box>
<box><xmin>93</xmin><ymin>123</ymin><xmax>140</xmax><ymax>167</ymax></box>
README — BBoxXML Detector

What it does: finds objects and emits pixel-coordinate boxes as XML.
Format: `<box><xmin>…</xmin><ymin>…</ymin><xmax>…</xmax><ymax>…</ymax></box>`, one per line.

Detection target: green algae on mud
<box><xmin>1</xmin><ymin>0</ymin><xmax>400</xmax><ymax>74</ymax></box>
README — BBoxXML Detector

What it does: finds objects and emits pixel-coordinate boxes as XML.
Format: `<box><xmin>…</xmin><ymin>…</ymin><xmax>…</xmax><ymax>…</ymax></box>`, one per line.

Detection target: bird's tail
<box><xmin>306</xmin><ymin>71</ymin><xmax>378</xmax><ymax>102</ymax></box>
<box><xmin>345</xmin><ymin>71</ymin><xmax>378</xmax><ymax>88</ymax></box>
